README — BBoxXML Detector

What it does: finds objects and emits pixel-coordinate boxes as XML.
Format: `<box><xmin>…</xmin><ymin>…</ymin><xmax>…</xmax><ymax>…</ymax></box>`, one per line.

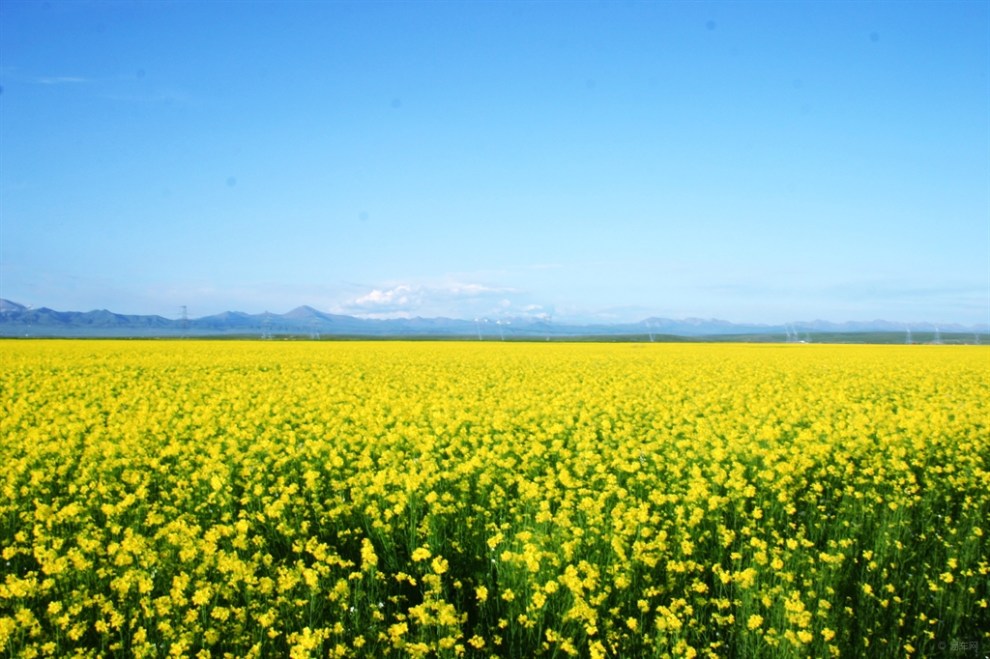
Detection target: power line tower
<box><xmin>261</xmin><ymin>312</ymin><xmax>273</xmax><ymax>340</ymax></box>
<box><xmin>180</xmin><ymin>305</ymin><xmax>189</xmax><ymax>337</ymax></box>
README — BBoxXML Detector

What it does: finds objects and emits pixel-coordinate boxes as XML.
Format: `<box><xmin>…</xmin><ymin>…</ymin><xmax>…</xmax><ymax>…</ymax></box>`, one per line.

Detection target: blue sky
<box><xmin>1</xmin><ymin>1</ymin><xmax>987</xmax><ymax>325</ymax></box>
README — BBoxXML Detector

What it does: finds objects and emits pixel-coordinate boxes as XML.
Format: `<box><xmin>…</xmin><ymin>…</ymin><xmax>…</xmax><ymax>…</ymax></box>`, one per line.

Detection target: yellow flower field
<box><xmin>1</xmin><ymin>340</ymin><xmax>987</xmax><ymax>657</ymax></box>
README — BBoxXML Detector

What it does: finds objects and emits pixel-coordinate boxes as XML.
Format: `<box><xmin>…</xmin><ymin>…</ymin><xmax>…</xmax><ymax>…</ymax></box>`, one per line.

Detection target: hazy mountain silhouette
<box><xmin>1</xmin><ymin>299</ymin><xmax>986</xmax><ymax>340</ymax></box>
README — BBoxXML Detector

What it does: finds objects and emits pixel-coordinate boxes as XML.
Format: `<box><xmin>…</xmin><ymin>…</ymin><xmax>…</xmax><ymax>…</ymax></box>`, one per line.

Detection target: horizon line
<box><xmin>1</xmin><ymin>298</ymin><xmax>988</xmax><ymax>331</ymax></box>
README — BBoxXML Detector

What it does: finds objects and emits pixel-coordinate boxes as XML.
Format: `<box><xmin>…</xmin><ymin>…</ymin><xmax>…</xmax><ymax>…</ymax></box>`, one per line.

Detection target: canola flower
<box><xmin>1</xmin><ymin>340</ymin><xmax>987</xmax><ymax>657</ymax></box>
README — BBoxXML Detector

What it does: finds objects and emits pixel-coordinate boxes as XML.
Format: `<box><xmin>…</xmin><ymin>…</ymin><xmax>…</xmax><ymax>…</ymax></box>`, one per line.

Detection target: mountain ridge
<box><xmin>1</xmin><ymin>299</ymin><xmax>987</xmax><ymax>339</ymax></box>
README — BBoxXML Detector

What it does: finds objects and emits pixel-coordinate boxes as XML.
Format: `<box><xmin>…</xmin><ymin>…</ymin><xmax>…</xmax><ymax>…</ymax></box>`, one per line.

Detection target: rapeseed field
<box><xmin>1</xmin><ymin>340</ymin><xmax>987</xmax><ymax>657</ymax></box>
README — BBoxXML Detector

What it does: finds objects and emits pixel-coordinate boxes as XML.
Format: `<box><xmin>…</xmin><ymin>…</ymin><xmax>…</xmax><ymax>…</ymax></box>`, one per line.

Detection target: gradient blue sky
<box><xmin>2</xmin><ymin>1</ymin><xmax>988</xmax><ymax>324</ymax></box>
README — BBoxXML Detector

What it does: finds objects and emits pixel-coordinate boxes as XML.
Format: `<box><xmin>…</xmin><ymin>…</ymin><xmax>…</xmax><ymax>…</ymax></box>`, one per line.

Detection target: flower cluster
<box><xmin>1</xmin><ymin>340</ymin><xmax>987</xmax><ymax>657</ymax></box>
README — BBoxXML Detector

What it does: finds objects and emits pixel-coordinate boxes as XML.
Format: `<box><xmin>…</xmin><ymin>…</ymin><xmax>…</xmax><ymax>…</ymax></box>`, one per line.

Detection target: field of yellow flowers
<box><xmin>1</xmin><ymin>340</ymin><xmax>987</xmax><ymax>657</ymax></box>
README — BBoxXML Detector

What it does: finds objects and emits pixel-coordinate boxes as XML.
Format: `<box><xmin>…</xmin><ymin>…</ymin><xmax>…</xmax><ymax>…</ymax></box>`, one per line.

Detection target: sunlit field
<box><xmin>1</xmin><ymin>340</ymin><xmax>987</xmax><ymax>658</ymax></box>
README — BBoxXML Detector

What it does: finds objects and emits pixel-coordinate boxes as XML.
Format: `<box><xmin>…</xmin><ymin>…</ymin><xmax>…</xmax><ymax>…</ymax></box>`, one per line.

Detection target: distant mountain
<box><xmin>640</xmin><ymin>317</ymin><xmax>776</xmax><ymax>336</ymax></box>
<box><xmin>0</xmin><ymin>303</ymin><xmax>174</xmax><ymax>333</ymax></box>
<box><xmin>1</xmin><ymin>299</ymin><xmax>987</xmax><ymax>340</ymax></box>
<box><xmin>791</xmin><ymin>319</ymin><xmax>983</xmax><ymax>333</ymax></box>
<box><xmin>0</xmin><ymin>299</ymin><xmax>27</xmax><ymax>313</ymax></box>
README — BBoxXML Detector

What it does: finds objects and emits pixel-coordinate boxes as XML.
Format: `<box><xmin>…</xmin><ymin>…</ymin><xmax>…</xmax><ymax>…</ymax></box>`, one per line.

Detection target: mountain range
<box><xmin>1</xmin><ymin>299</ymin><xmax>986</xmax><ymax>340</ymax></box>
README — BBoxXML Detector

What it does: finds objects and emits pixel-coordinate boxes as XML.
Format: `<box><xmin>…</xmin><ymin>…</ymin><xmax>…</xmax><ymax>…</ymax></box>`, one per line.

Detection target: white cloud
<box><xmin>22</xmin><ymin>72</ymin><xmax>195</xmax><ymax>106</ymax></box>
<box><xmin>354</xmin><ymin>284</ymin><xmax>418</xmax><ymax>307</ymax></box>
<box><xmin>35</xmin><ymin>76</ymin><xmax>90</xmax><ymax>85</ymax></box>
<box><xmin>341</xmin><ymin>281</ymin><xmax>520</xmax><ymax>318</ymax></box>
<box><xmin>446</xmin><ymin>283</ymin><xmax>503</xmax><ymax>295</ymax></box>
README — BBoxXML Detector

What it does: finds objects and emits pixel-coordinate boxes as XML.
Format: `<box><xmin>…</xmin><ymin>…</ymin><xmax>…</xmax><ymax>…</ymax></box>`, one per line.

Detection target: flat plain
<box><xmin>1</xmin><ymin>340</ymin><xmax>987</xmax><ymax>657</ymax></box>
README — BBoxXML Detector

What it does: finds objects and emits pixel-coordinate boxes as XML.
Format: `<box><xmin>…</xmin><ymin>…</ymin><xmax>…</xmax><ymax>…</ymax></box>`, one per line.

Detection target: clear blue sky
<box><xmin>2</xmin><ymin>1</ymin><xmax>988</xmax><ymax>325</ymax></box>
